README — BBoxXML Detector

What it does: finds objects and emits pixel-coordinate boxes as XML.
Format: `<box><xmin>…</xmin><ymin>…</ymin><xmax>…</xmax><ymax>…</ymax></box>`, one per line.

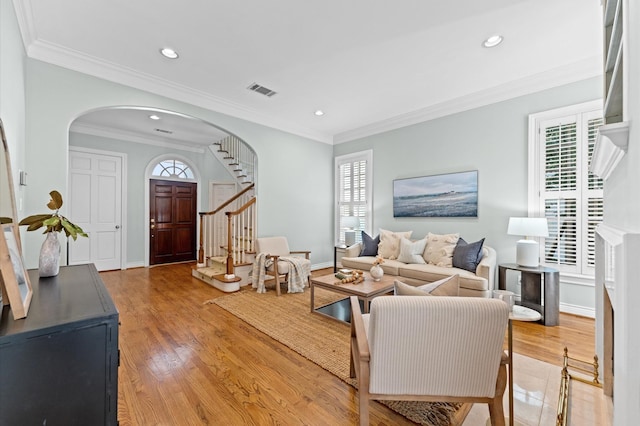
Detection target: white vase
<box><xmin>39</xmin><ymin>232</ymin><xmax>61</xmax><ymax>277</ymax></box>
<box><xmin>370</xmin><ymin>264</ymin><xmax>384</xmax><ymax>282</ymax></box>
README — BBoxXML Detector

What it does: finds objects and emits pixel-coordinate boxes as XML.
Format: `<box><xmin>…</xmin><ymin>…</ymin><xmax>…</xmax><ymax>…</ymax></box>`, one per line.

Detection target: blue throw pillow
<box><xmin>452</xmin><ymin>238</ymin><xmax>485</xmax><ymax>272</ymax></box>
<box><xmin>360</xmin><ymin>231</ymin><xmax>380</xmax><ymax>256</ymax></box>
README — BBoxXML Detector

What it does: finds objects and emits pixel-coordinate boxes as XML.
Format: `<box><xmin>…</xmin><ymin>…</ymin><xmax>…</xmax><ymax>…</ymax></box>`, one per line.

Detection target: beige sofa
<box><xmin>341</xmin><ymin>243</ymin><xmax>497</xmax><ymax>298</ymax></box>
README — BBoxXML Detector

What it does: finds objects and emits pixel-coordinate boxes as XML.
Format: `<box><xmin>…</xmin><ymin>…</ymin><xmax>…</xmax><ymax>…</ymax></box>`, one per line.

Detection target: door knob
<box><xmin>115</xmin><ymin>225</ymin><xmax>120</xmax><ymax>229</ymax></box>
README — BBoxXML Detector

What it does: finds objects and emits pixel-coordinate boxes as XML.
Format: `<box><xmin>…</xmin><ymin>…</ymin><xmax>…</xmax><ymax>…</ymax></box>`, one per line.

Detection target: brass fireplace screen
<box><xmin>556</xmin><ymin>347</ymin><xmax>602</xmax><ymax>425</ymax></box>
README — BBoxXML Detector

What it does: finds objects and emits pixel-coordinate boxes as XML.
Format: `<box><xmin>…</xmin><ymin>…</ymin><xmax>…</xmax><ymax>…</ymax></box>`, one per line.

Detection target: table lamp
<box><xmin>343</xmin><ymin>216</ymin><xmax>360</xmax><ymax>247</ymax></box>
<box><xmin>507</xmin><ymin>217</ymin><xmax>549</xmax><ymax>267</ymax></box>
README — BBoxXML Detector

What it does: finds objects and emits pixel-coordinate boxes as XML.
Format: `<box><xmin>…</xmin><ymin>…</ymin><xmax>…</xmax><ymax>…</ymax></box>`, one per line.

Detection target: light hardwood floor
<box><xmin>101</xmin><ymin>263</ymin><xmax>596</xmax><ymax>425</ymax></box>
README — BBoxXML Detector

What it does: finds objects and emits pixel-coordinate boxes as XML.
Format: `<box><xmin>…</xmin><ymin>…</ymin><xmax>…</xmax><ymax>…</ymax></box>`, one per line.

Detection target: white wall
<box><xmin>334</xmin><ymin>78</ymin><xmax>602</xmax><ymax>313</ymax></box>
<box><xmin>602</xmin><ymin>2</ymin><xmax>640</xmax><ymax>422</ymax></box>
<box><xmin>69</xmin><ymin>131</ymin><xmax>236</xmax><ymax>266</ymax></box>
<box><xmin>606</xmin><ymin>1</ymin><xmax>640</xmax><ymax>231</ymax></box>
<box><xmin>22</xmin><ymin>59</ymin><xmax>334</xmax><ymax>269</ymax></box>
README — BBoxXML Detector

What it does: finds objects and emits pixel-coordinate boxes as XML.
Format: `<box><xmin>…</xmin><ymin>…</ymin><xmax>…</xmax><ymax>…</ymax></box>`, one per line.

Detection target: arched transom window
<box><xmin>151</xmin><ymin>159</ymin><xmax>194</xmax><ymax>179</ymax></box>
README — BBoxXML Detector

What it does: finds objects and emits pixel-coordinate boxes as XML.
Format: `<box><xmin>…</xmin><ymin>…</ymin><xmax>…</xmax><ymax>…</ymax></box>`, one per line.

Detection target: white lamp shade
<box><xmin>342</xmin><ymin>216</ymin><xmax>360</xmax><ymax>230</ymax></box>
<box><xmin>507</xmin><ymin>217</ymin><xmax>549</xmax><ymax>238</ymax></box>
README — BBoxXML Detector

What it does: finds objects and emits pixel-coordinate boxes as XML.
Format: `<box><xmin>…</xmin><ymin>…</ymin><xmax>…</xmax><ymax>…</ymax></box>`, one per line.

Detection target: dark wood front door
<box><xmin>150</xmin><ymin>179</ymin><xmax>197</xmax><ymax>265</ymax></box>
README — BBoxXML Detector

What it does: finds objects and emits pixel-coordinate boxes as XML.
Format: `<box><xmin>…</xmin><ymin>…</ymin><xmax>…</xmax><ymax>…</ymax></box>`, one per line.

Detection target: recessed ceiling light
<box><xmin>482</xmin><ymin>35</ymin><xmax>503</xmax><ymax>48</ymax></box>
<box><xmin>160</xmin><ymin>47</ymin><xmax>179</xmax><ymax>59</ymax></box>
<box><xmin>149</xmin><ymin>114</ymin><xmax>160</xmax><ymax>120</ymax></box>
<box><xmin>314</xmin><ymin>110</ymin><xmax>325</xmax><ymax>116</ymax></box>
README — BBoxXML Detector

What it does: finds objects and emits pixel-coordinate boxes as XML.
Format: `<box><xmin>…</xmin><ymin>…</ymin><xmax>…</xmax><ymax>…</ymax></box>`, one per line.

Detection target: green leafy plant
<box><xmin>19</xmin><ymin>190</ymin><xmax>88</xmax><ymax>240</ymax></box>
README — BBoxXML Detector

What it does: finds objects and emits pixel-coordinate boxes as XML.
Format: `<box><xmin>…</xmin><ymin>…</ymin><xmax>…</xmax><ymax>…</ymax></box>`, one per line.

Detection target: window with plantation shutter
<box><xmin>335</xmin><ymin>150</ymin><xmax>372</xmax><ymax>245</ymax></box>
<box><xmin>529</xmin><ymin>101</ymin><xmax>603</xmax><ymax>277</ymax></box>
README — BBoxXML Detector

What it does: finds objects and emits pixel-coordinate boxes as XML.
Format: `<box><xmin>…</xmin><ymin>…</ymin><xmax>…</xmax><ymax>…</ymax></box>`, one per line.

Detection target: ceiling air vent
<box><xmin>247</xmin><ymin>82</ymin><xmax>277</xmax><ymax>97</ymax></box>
<box><xmin>154</xmin><ymin>128</ymin><xmax>173</xmax><ymax>134</ymax></box>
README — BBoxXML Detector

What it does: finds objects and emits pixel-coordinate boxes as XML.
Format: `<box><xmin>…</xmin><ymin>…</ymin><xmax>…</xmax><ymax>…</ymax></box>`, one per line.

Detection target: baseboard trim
<box><xmin>311</xmin><ymin>262</ymin><xmax>333</xmax><ymax>271</ymax></box>
<box><xmin>560</xmin><ymin>302</ymin><xmax>595</xmax><ymax>318</ymax></box>
<box><xmin>126</xmin><ymin>261</ymin><xmax>145</xmax><ymax>269</ymax></box>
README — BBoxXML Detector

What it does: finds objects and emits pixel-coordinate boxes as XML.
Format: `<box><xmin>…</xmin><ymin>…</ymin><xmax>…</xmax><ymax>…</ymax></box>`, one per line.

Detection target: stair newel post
<box><xmin>225</xmin><ymin>211</ymin><xmax>235</xmax><ymax>278</ymax></box>
<box><xmin>198</xmin><ymin>212</ymin><xmax>205</xmax><ymax>265</ymax></box>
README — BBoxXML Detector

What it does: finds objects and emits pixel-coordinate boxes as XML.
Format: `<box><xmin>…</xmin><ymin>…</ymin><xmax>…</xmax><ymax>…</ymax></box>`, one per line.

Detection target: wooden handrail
<box><xmin>199</xmin><ymin>183</ymin><xmax>255</xmax><ymax>217</ymax></box>
<box><xmin>197</xmin><ymin>184</ymin><xmax>255</xmax><ymax>265</ymax></box>
<box><xmin>225</xmin><ymin>197</ymin><xmax>256</xmax><ymax>217</ymax></box>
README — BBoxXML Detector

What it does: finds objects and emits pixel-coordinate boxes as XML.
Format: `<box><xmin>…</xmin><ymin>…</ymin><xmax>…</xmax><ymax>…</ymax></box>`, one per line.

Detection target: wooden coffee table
<box><xmin>310</xmin><ymin>271</ymin><xmax>395</xmax><ymax>323</ymax></box>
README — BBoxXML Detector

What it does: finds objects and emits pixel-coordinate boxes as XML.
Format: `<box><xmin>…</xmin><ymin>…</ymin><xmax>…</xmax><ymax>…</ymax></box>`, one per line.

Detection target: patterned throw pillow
<box><xmin>393</xmin><ymin>275</ymin><xmax>460</xmax><ymax>296</ymax></box>
<box><xmin>452</xmin><ymin>237</ymin><xmax>485</xmax><ymax>272</ymax></box>
<box><xmin>378</xmin><ymin>229</ymin><xmax>413</xmax><ymax>260</ymax></box>
<box><xmin>423</xmin><ymin>232</ymin><xmax>460</xmax><ymax>267</ymax></box>
<box><xmin>396</xmin><ymin>237</ymin><xmax>427</xmax><ymax>264</ymax></box>
<box><xmin>359</xmin><ymin>231</ymin><xmax>380</xmax><ymax>256</ymax></box>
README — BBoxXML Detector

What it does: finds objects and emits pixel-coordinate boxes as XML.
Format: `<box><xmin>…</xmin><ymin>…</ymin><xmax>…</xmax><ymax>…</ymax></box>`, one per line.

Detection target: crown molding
<box><xmin>24</xmin><ymin>39</ymin><xmax>334</xmax><ymax>144</ymax></box>
<box><xmin>11</xmin><ymin>0</ymin><xmax>36</xmax><ymax>49</ymax></box>
<box><xmin>70</xmin><ymin>122</ymin><xmax>207</xmax><ymax>154</ymax></box>
<box><xmin>14</xmin><ymin>2</ymin><xmax>601</xmax><ymax>147</ymax></box>
<box><xmin>333</xmin><ymin>56</ymin><xmax>602</xmax><ymax>144</ymax></box>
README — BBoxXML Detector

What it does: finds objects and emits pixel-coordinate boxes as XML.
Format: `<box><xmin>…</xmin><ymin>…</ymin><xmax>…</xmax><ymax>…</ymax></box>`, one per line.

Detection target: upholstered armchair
<box><xmin>349</xmin><ymin>295</ymin><xmax>509</xmax><ymax>426</ymax></box>
<box><xmin>253</xmin><ymin>236</ymin><xmax>311</xmax><ymax>296</ymax></box>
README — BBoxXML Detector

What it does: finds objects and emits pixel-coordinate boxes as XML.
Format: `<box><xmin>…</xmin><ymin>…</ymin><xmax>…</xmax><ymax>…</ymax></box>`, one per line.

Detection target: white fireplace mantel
<box><xmin>595</xmin><ymin>224</ymin><xmax>640</xmax><ymax>423</ymax></box>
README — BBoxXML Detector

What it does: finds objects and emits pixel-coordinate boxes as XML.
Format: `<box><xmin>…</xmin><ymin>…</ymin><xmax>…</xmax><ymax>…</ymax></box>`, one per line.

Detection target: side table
<box><xmin>498</xmin><ymin>263</ymin><xmax>559</xmax><ymax>326</ymax></box>
<box><xmin>334</xmin><ymin>244</ymin><xmax>347</xmax><ymax>272</ymax></box>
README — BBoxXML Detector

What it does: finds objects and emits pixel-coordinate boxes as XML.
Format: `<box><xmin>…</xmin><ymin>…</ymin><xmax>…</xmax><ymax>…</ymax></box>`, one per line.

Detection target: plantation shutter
<box><xmin>585</xmin><ymin>117</ymin><xmax>604</xmax><ymax>269</ymax></box>
<box><xmin>335</xmin><ymin>151</ymin><xmax>372</xmax><ymax>245</ymax></box>
<box><xmin>538</xmin><ymin>110</ymin><xmax>603</xmax><ymax>275</ymax></box>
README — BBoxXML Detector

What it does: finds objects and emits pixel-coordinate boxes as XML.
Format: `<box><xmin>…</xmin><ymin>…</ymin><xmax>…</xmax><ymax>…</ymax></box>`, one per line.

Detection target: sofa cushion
<box><xmin>394</xmin><ymin>275</ymin><xmax>459</xmax><ymax>296</ymax></box>
<box><xmin>423</xmin><ymin>232</ymin><xmax>459</xmax><ymax>267</ymax></box>
<box><xmin>360</xmin><ymin>231</ymin><xmax>380</xmax><ymax>256</ymax></box>
<box><xmin>341</xmin><ymin>256</ymin><xmax>404</xmax><ymax>275</ymax></box>
<box><xmin>394</xmin><ymin>279</ymin><xmax>433</xmax><ymax>296</ymax></box>
<box><xmin>378</xmin><ymin>229</ymin><xmax>412</xmax><ymax>260</ymax></box>
<box><xmin>398</xmin><ymin>263</ymin><xmax>489</xmax><ymax>292</ymax></box>
<box><xmin>452</xmin><ymin>237</ymin><xmax>485</xmax><ymax>272</ymax></box>
<box><xmin>397</xmin><ymin>237</ymin><xmax>427</xmax><ymax>264</ymax></box>
<box><xmin>418</xmin><ymin>274</ymin><xmax>460</xmax><ymax>296</ymax></box>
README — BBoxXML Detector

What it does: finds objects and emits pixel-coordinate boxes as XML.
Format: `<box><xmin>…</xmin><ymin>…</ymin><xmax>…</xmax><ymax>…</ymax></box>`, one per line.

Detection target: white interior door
<box><xmin>209</xmin><ymin>182</ymin><xmax>236</xmax><ymax>210</ymax></box>
<box><xmin>68</xmin><ymin>149</ymin><xmax>123</xmax><ymax>271</ymax></box>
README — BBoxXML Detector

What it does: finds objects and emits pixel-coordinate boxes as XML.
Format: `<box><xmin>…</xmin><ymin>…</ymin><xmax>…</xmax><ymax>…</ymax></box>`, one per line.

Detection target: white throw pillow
<box><xmin>378</xmin><ymin>229</ymin><xmax>413</xmax><ymax>260</ymax></box>
<box><xmin>423</xmin><ymin>232</ymin><xmax>460</xmax><ymax>267</ymax></box>
<box><xmin>417</xmin><ymin>274</ymin><xmax>460</xmax><ymax>296</ymax></box>
<box><xmin>397</xmin><ymin>237</ymin><xmax>427</xmax><ymax>264</ymax></box>
<box><xmin>393</xmin><ymin>275</ymin><xmax>459</xmax><ymax>297</ymax></box>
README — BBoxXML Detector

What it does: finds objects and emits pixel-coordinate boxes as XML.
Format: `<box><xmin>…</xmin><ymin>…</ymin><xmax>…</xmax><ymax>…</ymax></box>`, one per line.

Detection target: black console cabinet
<box><xmin>0</xmin><ymin>264</ymin><xmax>119</xmax><ymax>425</ymax></box>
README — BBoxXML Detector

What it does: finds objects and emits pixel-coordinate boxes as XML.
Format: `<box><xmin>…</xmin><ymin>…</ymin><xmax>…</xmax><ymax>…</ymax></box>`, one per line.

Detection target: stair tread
<box><xmin>196</xmin><ymin>266</ymin><xmax>226</xmax><ymax>277</ymax></box>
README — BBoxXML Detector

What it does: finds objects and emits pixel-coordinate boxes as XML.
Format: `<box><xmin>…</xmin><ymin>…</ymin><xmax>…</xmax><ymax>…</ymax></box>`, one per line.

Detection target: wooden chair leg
<box><xmin>489</xmin><ymin>362</ymin><xmax>508</xmax><ymax>426</ymax></box>
<box><xmin>359</xmin><ymin>395</ymin><xmax>369</xmax><ymax>426</ymax></box>
<box><xmin>488</xmin><ymin>400</ymin><xmax>505</xmax><ymax>426</ymax></box>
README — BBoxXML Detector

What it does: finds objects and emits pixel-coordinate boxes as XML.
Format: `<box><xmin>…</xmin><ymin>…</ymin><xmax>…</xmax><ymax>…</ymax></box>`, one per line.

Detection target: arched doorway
<box><xmin>68</xmin><ymin>106</ymin><xmax>255</xmax><ymax>270</ymax></box>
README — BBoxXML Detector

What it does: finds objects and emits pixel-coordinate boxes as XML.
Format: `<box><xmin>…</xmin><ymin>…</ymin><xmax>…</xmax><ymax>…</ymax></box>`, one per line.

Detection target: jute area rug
<box><xmin>209</xmin><ymin>286</ymin><xmax>470</xmax><ymax>425</ymax></box>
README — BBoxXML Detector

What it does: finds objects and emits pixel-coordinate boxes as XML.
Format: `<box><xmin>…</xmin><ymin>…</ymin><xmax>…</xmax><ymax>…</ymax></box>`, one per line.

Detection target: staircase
<box><xmin>210</xmin><ymin>135</ymin><xmax>255</xmax><ymax>186</ymax></box>
<box><xmin>192</xmin><ymin>136</ymin><xmax>258</xmax><ymax>292</ymax></box>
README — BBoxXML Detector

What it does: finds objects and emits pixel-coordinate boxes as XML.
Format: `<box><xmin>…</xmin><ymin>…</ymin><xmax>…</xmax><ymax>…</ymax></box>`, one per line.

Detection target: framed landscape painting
<box><xmin>393</xmin><ymin>170</ymin><xmax>478</xmax><ymax>217</ymax></box>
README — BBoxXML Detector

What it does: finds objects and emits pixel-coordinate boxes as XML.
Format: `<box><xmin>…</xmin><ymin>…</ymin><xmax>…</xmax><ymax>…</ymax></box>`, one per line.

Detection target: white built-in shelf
<box><xmin>603</xmin><ymin>0</ymin><xmax>624</xmax><ymax>124</ymax></box>
<box><xmin>604</xmin><ymin>44</ymin><xmax>623</xmax><ymax>122</ymax></box>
